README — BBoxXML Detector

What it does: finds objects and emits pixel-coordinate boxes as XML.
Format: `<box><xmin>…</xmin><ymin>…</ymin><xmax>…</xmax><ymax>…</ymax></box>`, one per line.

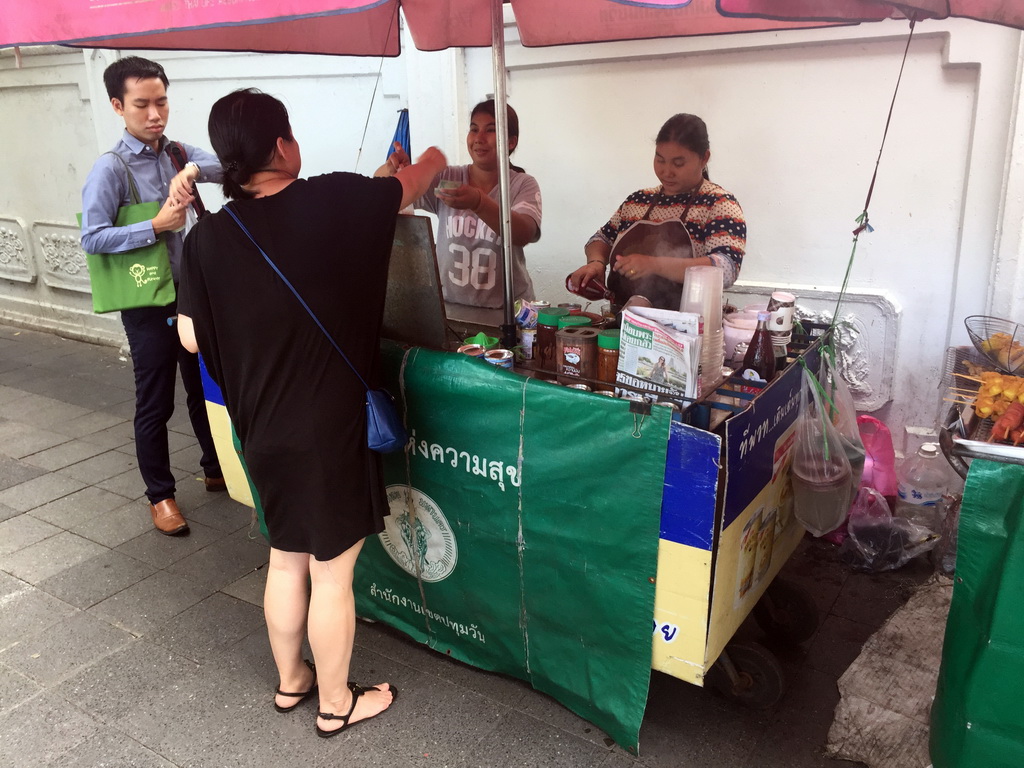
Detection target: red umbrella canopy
<box><xmin>3</xmin><ymin>0</ymin><xmax>1020</xmax><ymax>56</ymax></box>
<box><xmin>511</xmin><ymin>0</ymin><xmax>847</xmax><ymax>47</ymax></box>
<box><xmin>0</xmin><ymin>0</ymin><xmax>945</xmax><ymax>56</ymax></box>
<box><xmin>3</xmin><ymin>0</ymin><xmax>404</xmax><ymax>54</ymax></box>
<box><xmin>717</xmin><ymin>0</ymin><xmax>1024</xmax><ymax>30</ymax></box>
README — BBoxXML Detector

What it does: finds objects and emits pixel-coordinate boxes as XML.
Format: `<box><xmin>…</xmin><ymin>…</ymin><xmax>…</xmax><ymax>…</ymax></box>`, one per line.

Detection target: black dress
<box><xmin>179</xmin><ymin>173</ymin><xmax>403</xmax><ymax>560</ymax></box>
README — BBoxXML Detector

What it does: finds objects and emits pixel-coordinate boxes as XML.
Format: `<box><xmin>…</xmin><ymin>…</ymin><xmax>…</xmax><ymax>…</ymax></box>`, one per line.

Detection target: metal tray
<box><xmin>941</xmin><ymin>405</ymin><xmax>1024</xmax><ymax>478</ymax></box>
<box><xmin>938</xmin><ymin>345</ymin><xmax>1024</xmax><ymax>477</ymax></box>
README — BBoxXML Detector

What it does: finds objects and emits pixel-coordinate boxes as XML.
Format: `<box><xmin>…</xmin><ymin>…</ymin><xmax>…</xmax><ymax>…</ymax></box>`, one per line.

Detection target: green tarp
<box><xmin>930</xmin><ymin>459</ymin><xmax>1024</xmax><ymax>767</ymax></box>
<box><xmin>352</xmin><ymin>344</ymin><xmax>671</xmax><ymax>751</ymax></box>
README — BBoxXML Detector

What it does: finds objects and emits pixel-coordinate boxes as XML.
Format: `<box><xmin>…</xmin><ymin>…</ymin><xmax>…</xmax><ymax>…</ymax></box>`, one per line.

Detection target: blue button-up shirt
<box><xmin>81</xmin><ymin>130</ymin><xmax>222</xmax><ymax>282</ymax></box>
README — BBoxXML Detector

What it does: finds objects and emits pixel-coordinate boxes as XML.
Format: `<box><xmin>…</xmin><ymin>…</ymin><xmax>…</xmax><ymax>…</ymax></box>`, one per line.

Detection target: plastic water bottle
<box><xmin>893</xmin><ymin>442</ymin><xmax>948</xmax><ymax>533</ymax></box>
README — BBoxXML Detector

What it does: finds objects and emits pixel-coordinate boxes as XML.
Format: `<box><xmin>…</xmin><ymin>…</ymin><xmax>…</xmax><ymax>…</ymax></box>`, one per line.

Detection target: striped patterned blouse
<box><xmin>588</xmin><ymin>179</ymin><xmax>746</xmax><ymax>288</ymax></box>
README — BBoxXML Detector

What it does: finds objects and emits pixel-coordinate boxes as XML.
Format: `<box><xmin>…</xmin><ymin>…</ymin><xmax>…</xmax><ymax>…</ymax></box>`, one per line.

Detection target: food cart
<box><xmin>7</xmin><ymin>0</ymin><xmax>1023</xmax><ymax>759</ymax></box>
<box><xmin>199</xmin><ymin>216</ymin><xmax>819</xmax><ymax>751</ymax></box>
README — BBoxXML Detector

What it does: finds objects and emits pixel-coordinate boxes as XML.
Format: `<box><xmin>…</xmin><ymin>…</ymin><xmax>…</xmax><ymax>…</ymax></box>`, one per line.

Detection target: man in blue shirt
<box><xmin>81</xmin><ymin>56</ymin><xmax>223</xmax><ymax>536</ymax></box>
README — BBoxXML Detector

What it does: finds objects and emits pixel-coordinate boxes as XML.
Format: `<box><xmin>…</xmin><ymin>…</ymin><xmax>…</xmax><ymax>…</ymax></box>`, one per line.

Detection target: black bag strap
<box><xmin>222</xmin><ymin>204</ymin><xmax>371</xmax><ymax>394</ymax></box>
<box><xmin>103</xmin><ymin>152</ymin><xmax>142</xmax><ymax>206</ymax></box>
<box><xmin>167</xmin><ymin>142</ymin><xmax>209</xmax><ymax>219</ymax></box>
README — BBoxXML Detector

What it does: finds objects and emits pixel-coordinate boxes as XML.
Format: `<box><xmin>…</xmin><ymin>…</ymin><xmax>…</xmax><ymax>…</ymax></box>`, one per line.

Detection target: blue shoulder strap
<box><xmin>222</xmin><ymin>205</ymin><xmax>370</xmax><ymax>394</ymax></box>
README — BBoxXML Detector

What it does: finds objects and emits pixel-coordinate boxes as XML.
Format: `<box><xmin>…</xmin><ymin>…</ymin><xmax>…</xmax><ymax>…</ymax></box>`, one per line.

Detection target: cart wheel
<box><xmin>706</xmin><ymin>640</ymin><xmax>785</xmax><ymax>708</ymax></box>
<box><xmin>753</xmin><ymin>578</ymin><xmax>819</xmax><ymax>645</ymax></box>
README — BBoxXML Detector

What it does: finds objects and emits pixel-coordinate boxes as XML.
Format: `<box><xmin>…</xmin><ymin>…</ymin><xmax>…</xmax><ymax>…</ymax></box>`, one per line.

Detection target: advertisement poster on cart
<box><xmin>706</xmin><ymin>350</ymin><xmax>819</xmax><ymax>661</ymax></box>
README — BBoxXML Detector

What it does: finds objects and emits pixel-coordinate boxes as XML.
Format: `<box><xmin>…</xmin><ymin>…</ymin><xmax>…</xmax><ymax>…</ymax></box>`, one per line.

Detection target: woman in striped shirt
<box><xmin>568</xmin><ymin>114</ymin><xmax>746</xmax><ymax>310</ymax></box>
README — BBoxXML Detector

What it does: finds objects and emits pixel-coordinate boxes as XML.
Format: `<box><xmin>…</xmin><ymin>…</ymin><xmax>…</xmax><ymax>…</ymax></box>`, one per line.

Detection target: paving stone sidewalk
<box><xmin>0</xmin><ymin>323</ymin><xmax>932</xmax><ymax>767</ymax></box>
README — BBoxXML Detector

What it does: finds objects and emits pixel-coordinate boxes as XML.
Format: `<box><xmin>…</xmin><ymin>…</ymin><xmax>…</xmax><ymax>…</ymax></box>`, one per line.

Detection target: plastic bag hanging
<box><xmin>791</xmin><ymin>365</ymin><xmax>855</xmax><ymax>537</ymax></box>
<box><xmin>819</xmin><ymin>347</ymin><xmax>865</xmax><ymax>491</ymax></box>
<box><xmin>816</xmin><ymin>348</ymin><xmax>867</xmax><ymax>544</ymax></box>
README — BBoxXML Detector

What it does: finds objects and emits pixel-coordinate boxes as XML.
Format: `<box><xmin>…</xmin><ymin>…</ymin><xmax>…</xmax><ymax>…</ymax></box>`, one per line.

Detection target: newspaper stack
<box><xmin>616</xmin><ymin>307</ymin><xmax>703</xmax><ymax>401</ymax></box>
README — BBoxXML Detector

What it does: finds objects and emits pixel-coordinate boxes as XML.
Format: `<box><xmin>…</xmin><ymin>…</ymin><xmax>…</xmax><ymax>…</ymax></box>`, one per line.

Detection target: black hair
<box><xmin>470</xmin><ymin>98</ymin><xmax>525</xmax><ymax>173</ymax></box>
<box><xmin>656</xmin><ymin>114</ymin><xmax>711</xmax><ymax>180</ymax></box>
<box><xmin>471</xmin><ymin>98</ymin><xmax>520</xmax><ymax>140</ymax></box>
<box><xmin>207</xmin><ymin>89</ymin><xmax>293</xmax><ymax>201</ymax></box>
<box><xmin>103</xmin><ymin>57</ymin><xmax>169</xmax><ymax>103</ymax></box>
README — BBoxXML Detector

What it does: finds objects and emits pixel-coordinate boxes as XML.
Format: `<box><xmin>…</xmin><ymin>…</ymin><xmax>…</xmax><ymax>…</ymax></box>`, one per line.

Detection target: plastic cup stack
<box><xmin>680</xmin><ymin>266</ymin><xmax>725</xmax><ymax>392</ymax></box>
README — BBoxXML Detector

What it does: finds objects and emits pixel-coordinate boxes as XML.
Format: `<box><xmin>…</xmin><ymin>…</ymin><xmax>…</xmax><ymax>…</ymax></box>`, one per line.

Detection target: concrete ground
<box><xmin>0</xmin><ymin>322</ymin><xmax>933</xmax><ymax>768</ymax></box>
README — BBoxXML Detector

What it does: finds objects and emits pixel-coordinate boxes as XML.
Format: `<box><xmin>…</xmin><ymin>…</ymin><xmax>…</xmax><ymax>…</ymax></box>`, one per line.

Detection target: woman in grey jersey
<box><xmin>377</xmin><ymin>99</ymin><xmax>542</xmax><ymax>309</ymax></box>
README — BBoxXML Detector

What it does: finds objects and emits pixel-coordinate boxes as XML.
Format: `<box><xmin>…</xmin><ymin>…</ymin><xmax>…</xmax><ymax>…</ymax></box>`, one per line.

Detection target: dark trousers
<box><xmin>121</xmin><ymin>303</ymin><xmax>221</xmax><ymax>504</ymax></box>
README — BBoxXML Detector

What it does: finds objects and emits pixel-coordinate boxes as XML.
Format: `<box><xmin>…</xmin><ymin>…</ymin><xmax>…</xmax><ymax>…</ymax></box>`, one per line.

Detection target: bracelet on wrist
<box><xmin>587</xmin><ymin>259</ymin><xmax>607</xmax><ymax>268</ymax></box>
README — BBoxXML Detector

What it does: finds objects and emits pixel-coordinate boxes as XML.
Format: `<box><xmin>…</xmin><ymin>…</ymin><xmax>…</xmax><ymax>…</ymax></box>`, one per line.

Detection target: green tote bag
<box><xmin>78</xmin><ymin>152</ymin><xmax>176</xmax><ymax>314</ymax></box>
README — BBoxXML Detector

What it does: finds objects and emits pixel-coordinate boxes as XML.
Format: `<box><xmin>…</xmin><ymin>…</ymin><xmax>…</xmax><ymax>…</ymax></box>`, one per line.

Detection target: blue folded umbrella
<box><xmin>388</xmin><ymin>108</ymin><xmax>410</xmax><ymax>162</ymax></box>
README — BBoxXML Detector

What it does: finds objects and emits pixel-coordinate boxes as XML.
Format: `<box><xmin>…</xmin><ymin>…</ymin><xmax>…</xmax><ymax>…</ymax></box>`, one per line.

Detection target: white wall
<box><xmin>1</xmin><ymin>14</ymin><xmax>1021</xmax><ymax>452</ymax></box>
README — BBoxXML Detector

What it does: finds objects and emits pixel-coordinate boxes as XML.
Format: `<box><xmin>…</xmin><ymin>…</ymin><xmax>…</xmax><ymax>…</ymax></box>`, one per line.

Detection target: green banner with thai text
<box><xmin>353</xmin><ymin>343</ymin><xmax>670</xmax><ymax>751</ymax></box>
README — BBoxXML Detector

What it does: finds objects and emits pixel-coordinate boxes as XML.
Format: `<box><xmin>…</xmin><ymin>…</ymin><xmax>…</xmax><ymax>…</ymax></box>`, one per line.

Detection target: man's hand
<box><xmin>152</xmin><ymin>196</ymin><xmax>188</xmax><ymax>234</ymax></box>
<box><xmin>168</xmin><ymin>166</ymin><xmax>199</xmax><ymax>207</ymax></box>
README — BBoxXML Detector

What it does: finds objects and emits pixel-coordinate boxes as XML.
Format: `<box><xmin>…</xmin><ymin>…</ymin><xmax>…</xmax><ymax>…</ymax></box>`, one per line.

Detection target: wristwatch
<box><xmin>185</xmin><ymin>161</ymin><xmax>200</xmax><ymax>179</ymax></box>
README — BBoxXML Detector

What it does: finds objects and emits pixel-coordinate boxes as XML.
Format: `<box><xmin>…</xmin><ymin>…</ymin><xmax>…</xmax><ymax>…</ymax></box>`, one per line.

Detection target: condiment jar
<box><xmin>596</xmin><ymin>329</ymin><xmax>620</xmax><ymax>392</ymax></box>
<box><xmin>536</xmin><ymin>308</ymin><xmax>570</xmax><ymax>377</ymax></box>
<box><xmin>557</xmin><ymin>315</ymin><xmax>592</xmax><ymax>330</ymax></box>
<box><xmin>518</xmin><ymin>327</ymin><xmax>537</xmax><ymax>360</ymax></box>
<box><xmin>556</xmin><ymin>326</ymin><xmax>599</xmax><ymax>384</ymax></box>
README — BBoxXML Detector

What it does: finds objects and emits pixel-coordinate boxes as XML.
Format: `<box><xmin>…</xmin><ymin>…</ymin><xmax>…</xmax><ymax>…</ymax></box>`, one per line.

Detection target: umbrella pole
<box><xmin>491</xmin><ymin>0</ymin><xmax>517</xmax><ymax>349</ymax></box>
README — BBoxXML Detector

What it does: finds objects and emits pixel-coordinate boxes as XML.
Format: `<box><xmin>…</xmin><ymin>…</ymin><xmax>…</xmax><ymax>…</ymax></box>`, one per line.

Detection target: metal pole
<box><xmin>491</xmin><ymin>0</ymin><xmax>516</xmax><ymax>349</ymax></box>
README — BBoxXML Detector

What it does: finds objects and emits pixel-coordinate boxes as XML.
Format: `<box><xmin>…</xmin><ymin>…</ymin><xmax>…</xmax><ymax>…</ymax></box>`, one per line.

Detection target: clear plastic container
<box><xmin>680</xmin><ymin>267</ymin><xmax>724</xmax><ymax>392</ymax></box>
<box><xmin>893</xmin><ymin>442</ymin><xmax>948</xmax><ymax>533</ymax></box>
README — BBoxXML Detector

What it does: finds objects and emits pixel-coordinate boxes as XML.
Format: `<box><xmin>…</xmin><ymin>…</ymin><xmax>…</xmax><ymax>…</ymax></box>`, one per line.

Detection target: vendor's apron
<box><xmin>607</xmin><ymin>197</ymin><xmax>695</xmax><ymax>311</ymax></box>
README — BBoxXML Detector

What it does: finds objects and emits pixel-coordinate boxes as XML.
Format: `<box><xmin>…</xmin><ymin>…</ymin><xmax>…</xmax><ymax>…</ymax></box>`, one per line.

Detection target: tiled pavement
<box><xmin>0</xmin><ymin>322</ymin><xmax>933</xmax><ymax>767</ymax></box>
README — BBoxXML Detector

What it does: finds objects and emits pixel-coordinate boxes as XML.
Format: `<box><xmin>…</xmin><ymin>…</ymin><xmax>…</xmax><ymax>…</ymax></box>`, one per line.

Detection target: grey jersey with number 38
<box><xmin>417</xmin><ymin>165</ymin><xmax>542</xmax><ymax>309</ymax></box>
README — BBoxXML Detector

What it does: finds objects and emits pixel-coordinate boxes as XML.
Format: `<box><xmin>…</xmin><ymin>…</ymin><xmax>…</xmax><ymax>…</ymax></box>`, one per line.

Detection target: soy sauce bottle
<box><xmin>774</xmin><ymin>343</ymin><xmax>789</xmax><ymax>374</ymax></box>
<box><xmin>739</xmin><ymin>311</ymin><xmax>776</xmax><ymax>392</ymax></box>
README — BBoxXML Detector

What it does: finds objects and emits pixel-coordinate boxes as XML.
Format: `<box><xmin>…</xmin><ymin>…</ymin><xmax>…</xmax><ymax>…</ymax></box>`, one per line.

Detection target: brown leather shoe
<box><xmin>150</xmin><ymin>498</ymin><xmax>189</xmax><ymax>535</ymax></box>
<box><xmin>204</xmin><ymin>476</ymin><xmax>227</xmax><ymax>493</ymax></box>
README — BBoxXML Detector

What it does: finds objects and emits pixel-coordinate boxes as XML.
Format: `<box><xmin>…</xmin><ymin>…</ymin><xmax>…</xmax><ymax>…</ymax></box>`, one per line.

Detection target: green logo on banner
<box><xmin>379</xmin><ymin>485</ymin><xmax>458</xmax><ymax>582</ymax></box>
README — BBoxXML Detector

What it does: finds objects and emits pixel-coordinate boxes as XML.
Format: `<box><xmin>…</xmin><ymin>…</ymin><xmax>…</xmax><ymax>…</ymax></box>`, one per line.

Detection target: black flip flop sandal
<box><xmin>273</xmin><ymin>659</ymin><xmax>317</xmax><ymax>713</ymax></box>
<box><xmin>315</xmin><ymin>682</ymin><xmax>398</xmax><ymax>738</ymax></box>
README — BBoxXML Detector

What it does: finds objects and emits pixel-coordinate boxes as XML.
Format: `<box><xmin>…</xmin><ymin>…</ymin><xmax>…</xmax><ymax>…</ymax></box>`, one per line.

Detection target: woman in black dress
<box><xmin>176</xmin><ymin>89</ymin><xmax>445</xmax><ymax>736</ymax></box>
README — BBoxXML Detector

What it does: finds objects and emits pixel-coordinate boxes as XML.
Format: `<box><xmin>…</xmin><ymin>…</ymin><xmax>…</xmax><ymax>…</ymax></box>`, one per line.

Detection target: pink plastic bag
<box><xmin>823</xmin><ymin>415</ymin><xmax>898</xmax><ymax>545</ymax></box>
<box><xmin>856</xmin><ymin>415</ymin><xmax>898</xmax><ymax>497</ymax></box>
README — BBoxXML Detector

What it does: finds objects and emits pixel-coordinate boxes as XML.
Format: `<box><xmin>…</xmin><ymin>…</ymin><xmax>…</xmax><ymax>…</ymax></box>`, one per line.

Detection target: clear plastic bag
<box><xmin>791</xmin><ymin>366</ymin><xmax>855</xmax><ymax>537</ymax></box>
<box><xmin>819</xmin><ymin>350</ymin><xmax>865</xmax><ymax>490</ymax></box>
<box><xmin>839</xmin><ymin>487</ymin><xmax>941</xmax><ymax>571</ymax></box>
